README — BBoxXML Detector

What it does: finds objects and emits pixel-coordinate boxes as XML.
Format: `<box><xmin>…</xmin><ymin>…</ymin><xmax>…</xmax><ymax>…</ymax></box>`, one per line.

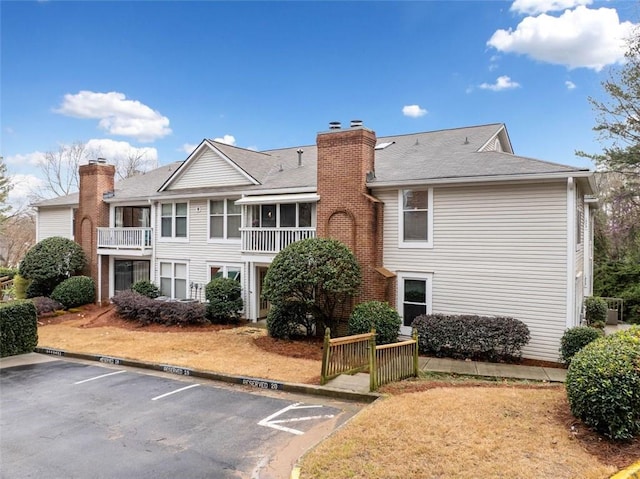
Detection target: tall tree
<box><xmin>579</xmin><ymin>28</ymin><xmax>640</xmax><ymax>182</ymax></box>
<box><xmin>38</xmin><ymin>142</ymin><xmax>88</xmax><ymax>198</ymax></box>
<box><xmin>0</xmin><ymin>157</ymin><xmax>13</xmax><ymax>222</ymax></box>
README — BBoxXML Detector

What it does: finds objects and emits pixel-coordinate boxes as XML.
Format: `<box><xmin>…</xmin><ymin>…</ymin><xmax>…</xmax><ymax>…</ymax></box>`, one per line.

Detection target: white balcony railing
<box><xmin>97</xmin><ymin>227</ymin><xmax>153</xmax><ymax>252</ymax></box>
<box><xmin>240</xmin><ymin>227</ymin><xmax>316</xmax><ymax>253</ymax></box>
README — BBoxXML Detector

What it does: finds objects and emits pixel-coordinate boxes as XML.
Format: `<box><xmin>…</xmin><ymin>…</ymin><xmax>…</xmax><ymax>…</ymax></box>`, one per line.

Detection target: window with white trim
<box><xmin>397</xmin><ymin>272</ymin><xmax>433</xmax><ymax>333</ymax></box>
<box><xmin>399</xmin><ymin>189</ymin><xmax>433</xmax><ymax>247</ymax></box>
<box><xmin>160</xmin><ymin>202</ymin><xmax>188</xmax><ymax>239</ymax></box>
<box><xmin>209</xmin><ymin>265</ymin><xmax>242</xmax><ymax>283</ymax></box>
<box><xmin>159</xmin><ymin>261</ymin><xmax>188</xmax><ymax>299</ymax></box>
<box><xmin>209</xmin><ymin>199</ymin><xmax>241</xmax><ymax>240</ymax></box>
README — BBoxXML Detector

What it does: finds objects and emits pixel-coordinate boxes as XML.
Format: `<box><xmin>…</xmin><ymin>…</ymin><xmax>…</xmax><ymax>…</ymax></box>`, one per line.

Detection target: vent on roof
<box><xmin>350</xmin><ymin>120</ymin><xmax>363</xmax><ymax>128</ymax></box>
<box><xmin>88</xmin><ymin>159</ymin><xmax>98</xmax><ymax>165</ymax></box>
<box><xmin>329</xmin><ymin>121</ymin><xmax>341</xmax><ymax>130</ymax></box>
<box><xmin>463</xmin><ymin>137</ymin><xmax>469</xmax><ymax>145</ymax></box>
<box><xmin>97</xmin><ymin>157</ymin><xmax>107</xmax><ymax>164</ymax></box>
<box><xmin>297</xmin><ymin>148</ymin><xmax>303</xmax><ymax>167</ymax></box>
<box><xmin>375</xmin><ymin>141</ymin><xmax>395</xmax><ymax>150</ymax></box>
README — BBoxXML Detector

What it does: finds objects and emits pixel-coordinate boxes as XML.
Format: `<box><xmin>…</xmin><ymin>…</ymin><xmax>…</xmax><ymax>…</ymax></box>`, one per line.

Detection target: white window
<box><xmin>160</xmin><ymin>202</ymin><xmax>188</xmax><ymax>239</ymax></box>
<box><xmin>399</xmin><ymin>189</ymin><xmax>433</xmax><ymax>248</ymax></box>
<box><xmin>209</xmin><ymin>264</ymin><xmax>242</xmax><ymax>284</ymax></box>
<box><xmin>209</xmin><ymin>199</ymin><xmax>241</xmax><ymax>240</ymax></box>
<box><xmin>397</xmin><ymin>272</ymin><xmax>433</xmax><ymax>335</ymax></box>
<box><xmin>159</xmin><ymin>261</ymin><xmax>188</xmax><ymax>299</ymax></box>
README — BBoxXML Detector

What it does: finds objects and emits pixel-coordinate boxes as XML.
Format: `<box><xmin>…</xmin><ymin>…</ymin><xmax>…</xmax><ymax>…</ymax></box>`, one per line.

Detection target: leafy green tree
<box><xmin>262</xmin><ymin>238</ymin><xmax>361</xmax><ymax>333</ymax></box>
<box><xmin>18</xmin><ymin>236</ymin><xmax>87</xmax><ymax>297</ymax></box>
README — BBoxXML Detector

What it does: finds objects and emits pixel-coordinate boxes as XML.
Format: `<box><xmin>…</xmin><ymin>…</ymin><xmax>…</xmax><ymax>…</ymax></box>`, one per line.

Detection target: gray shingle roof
<box><xmin>32</xmin><ymin>123</ymin><xmax>590</xmax><ymax>206</ymax></box>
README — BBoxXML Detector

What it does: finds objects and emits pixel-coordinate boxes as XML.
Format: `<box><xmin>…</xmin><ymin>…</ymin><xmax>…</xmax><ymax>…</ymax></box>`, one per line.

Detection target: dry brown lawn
<box><xmin>36</xmin><ymin>305</ymin><xmax>639</xmax><ymax>478</ymax></box>
<box><xmin>299</xmin><ymin>387</ymin><xmax>618</xmax><ymax>479</ymax></box>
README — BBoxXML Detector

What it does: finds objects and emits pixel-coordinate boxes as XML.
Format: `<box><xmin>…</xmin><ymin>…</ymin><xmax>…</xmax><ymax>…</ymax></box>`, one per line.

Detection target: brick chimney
<box><xmin>316</xmin><ymin>121</ymin><xmax>387</xmax><ymax>316</ymax></box>
<box><xmin>76</xmin><ymin>160</ymin><xmax>115</xmax><ymax>304</ymax></box>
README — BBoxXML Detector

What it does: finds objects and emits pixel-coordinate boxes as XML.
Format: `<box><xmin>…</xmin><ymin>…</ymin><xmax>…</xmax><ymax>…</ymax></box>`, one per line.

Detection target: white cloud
<box><xmin>5</xmin><ymin>151</ymin><xmax>46</xmax><ymax>166</ymax></box>
<box><xmin>488</xmin><ymin>6</ymin><xmax>637</xmax><ymax>71</ymax></box>
<box><xmin>213</xmin><ymin>134</ymin><xmax>236</xmax><ymax>145</ymax></box>
<box><xmin>182</xmin><ymin>143</ymin><xmax>199</xmax><ymax>154</ymax></box>
<box><xmin>565</xmin><ymin>80</ymin><xmax>577</xmax><ymax>90</ymax></box>
<box><xmin>510</xmin><ymin>0</ymin><xmax>592</xmax><ymax>15</ymax></box>
<box><xmin>8</xmin><ymin>174</ymin><xmax>46</xmax><ymax>208</ymax></box>
<box><xmin>479</xmin><ymin>75</ymin><xmax>521</xmax><ymax>91</ymax></box>
<box><xmin>55</xmin><ymin>91</ymin><xmax>172</xmax><ymax>142</ymax></box>
<box><xmin>85</xmin><ymin>138</ymin><xmax>158</xmax><ymax>170</ymax></box>
<box><xmin>402</xmin><ymin>105</ymin><xmax>427</xmax><ymax>118</ymax></box>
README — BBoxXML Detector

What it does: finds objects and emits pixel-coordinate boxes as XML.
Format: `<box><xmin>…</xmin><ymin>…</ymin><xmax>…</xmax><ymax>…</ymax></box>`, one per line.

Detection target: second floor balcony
<box><xmin>97</xmin><ymin>227</ymin><xmax>153</xmax><ymax>256</ymax></box>
<box><xmin>240</xmin><ymin>227</ymin><xmax>316</xmax><ymax>254</ymax></box>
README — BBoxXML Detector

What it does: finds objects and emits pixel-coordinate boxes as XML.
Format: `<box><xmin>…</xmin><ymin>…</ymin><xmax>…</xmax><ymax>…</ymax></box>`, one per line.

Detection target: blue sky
<box><xmin>1</xmin><ymin>0</ymin><xmax>638</xmax><ymax>206</ymax></box>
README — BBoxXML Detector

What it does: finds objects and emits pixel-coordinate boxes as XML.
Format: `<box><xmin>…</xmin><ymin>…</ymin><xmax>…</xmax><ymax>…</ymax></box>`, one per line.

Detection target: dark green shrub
<box><xmin>262</xmin><ymin>238</ymin><xmax>361</xmax><ymax>332</ymax></box>
<box><xmin>111</xmin><ymin>291</ymin><xmax>207</xmax><ymax>326</ymax></box>
<box><xmin>0</xmin><ymin>300</ymin><xmax>38</xmax><ymax>357</ymax></box>
<box><xmin>0</xmin><ymin>267</ymin><xmax>18</xmax><ymax>279</ymax></box>
<box><xmin>412</xmin><ymin>313</ymin><xmax>530</xmax><ymax>362</ymax></box>
<box><xmin>25</xmin><ymin>279</ymin><xmax>50</xmax><ymax>299</ymax></box>
<box><xmin>13</xmin><ymin>274</ymin><xmax>30</xmax><ymax>300</ymax></box>
<box><xmin>31</xmin><ymin>296</ymin><xmax>64</xmax><ymax>316</ymax></box>
<box><xmin>205</xmin><ymin>277</ymin><xmax>243</xmax><ymax>323</ymax></box>
<box><xmin>566</xmin><ymin>326</ymin><xmax>640</xmax><ymax>440</ymax></box>
<box><xmin>266</xmin><ymin>302</ymin><xmax>312</xmax><ymax>339</ymax></box>
<box><xmin>50</xmin><ymin>276</ymin><xmax>95</xmax><ymax>308</ymax></box>
<box><xmin>594</xmin><ymin>260</ymin><xmax>640</xmax><ymax>324</ymax></box>
<box><xmin>18</xmin><ymin>236</ymin><xmax>87</xmax><ymax>297</ymax></box>
<box><xmin>559</xmin><ymin>326</ymin><xmax>603</xmax><ymax>365</ymax></box>
<box><xmin>131</xmin><ymin>280</ymin><xmax>160</xmax><ymax>299</ymax></box>
<box><xmin>584</xmin><ymin>296</ymin><xmax>608</xmax><ymax>327</ymax></box>
<box><xmin>348</xmin><ymin>301</ymin><xmax>401</xmax><ymax>345</ymax></box>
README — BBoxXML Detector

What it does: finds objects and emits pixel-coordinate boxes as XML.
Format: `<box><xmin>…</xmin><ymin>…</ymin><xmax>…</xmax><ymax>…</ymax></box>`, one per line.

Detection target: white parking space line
<box><xmin>74</xmin><ymin>370</ymin><xmax>126</xmax><ymax>384</ymax></box>
<box><xmin>151</xmin><ymin>383</ymin><xmax>200</xmax><ymax>401</ymax></box>
<box><xmin>258</xmin><ymin>402</ymin><xmax>335</xmax><ymax>435</ymax></box>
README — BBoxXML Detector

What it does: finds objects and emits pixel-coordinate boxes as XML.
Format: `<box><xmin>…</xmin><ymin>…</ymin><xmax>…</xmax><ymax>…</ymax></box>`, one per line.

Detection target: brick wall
<box><xmin>316</xmin><ymin>126</ymin><xmax>388</xmax><ymax>316</ymax></box>
<box><xmin>76</xmin><ymin>163</ymin><xmax>115</xmax><ymax>304</ymax></box>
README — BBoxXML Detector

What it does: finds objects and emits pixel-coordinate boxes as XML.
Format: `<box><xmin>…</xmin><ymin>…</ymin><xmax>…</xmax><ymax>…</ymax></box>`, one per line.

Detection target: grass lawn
<box><xmin>36</xmin><ymin>305</ymin><xmax>639</xmax><ymax>478</ymax></box>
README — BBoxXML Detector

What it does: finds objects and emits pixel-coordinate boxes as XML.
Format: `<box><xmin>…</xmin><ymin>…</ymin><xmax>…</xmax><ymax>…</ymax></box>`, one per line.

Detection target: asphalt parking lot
<box><xmin>0</xmin><ymin>356</ymin><xmax>360</xmax><ymax>479</ymax></box>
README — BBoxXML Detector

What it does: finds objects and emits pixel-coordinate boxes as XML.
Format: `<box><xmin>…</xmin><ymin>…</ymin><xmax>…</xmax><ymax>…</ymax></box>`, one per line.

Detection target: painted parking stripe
<box><xmin>74</xmin><ymin>370</ymin><xmax>126</xmax><ymax>384</ymax></box>
<box><xmin>151</xmin><ymin>383</ymin><xmax>200</xmax><ymax>401</ymax></box>
<box><xmin>258</xmin><ymin>402</ymin><xmax>335</xmax><ymax>435</ymax></box>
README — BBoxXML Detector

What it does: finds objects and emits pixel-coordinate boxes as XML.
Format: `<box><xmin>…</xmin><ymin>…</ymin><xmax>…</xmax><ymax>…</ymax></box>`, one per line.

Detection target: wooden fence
<box><xmin>320</xmin><ymin>329</ymin><xmax>374</xmax><ymax>385</ymax></box>
<box><xmin>321</xmin><ymin>328</ymin><xmax>419</xmax><ymax>391</ymax></box>
<box><xmin>371</xmin><ymin>331</ymin><xmax>419</xmax><ymax>391</ymax></box>
<box><xmin>0</xmin><ymin>276</ymin><xmax>14</xmax><ymax>302</ymax></box>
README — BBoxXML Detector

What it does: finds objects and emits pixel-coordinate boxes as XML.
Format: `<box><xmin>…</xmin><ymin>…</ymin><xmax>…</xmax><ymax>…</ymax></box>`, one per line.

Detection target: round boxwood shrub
<box><xmin>559</xmin><ymin>326</ymin><xmax>603</xmax><ymax>365</ymax></box>
<box><xmin>266</xmin><ymin>301</ymin><xmax>309</xmax><ymax>339</ymax></box>
<box><xmin>50</xmin><ymin>276</ymin><xmax>96</xmax><ymax>309</ymax></box>
<box><xmin>565</xmin><ymin>326</ymin><xmax>640</xmax><ymax>441</ymax></box>
<box><xmin>19</xmin><ymin>236</ymin><xmax>87</xmax><ymax>297</ymax></box>
<box><xmin>25</xmin><ymin>279</ymin><xmax>49</xmax><ymax>299</ymax></box>
<box><xmin>348</xmin><ymin>301</ymin><xmax>401</xmax><ymax>345</ymax></box>
<box><xmin>131</xmin><ymin>280</ymin><xmax>160</xmax><ymax>299</ymax></box>
<box><xmin>205</xmin><ymin>277</ymin><xmax>243</xmax><ymax>323</ymax></box>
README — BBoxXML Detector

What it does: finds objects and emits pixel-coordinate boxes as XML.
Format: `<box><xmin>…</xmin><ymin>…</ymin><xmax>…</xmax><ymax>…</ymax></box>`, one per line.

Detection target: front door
<box><xmin>257</xmin><ymin>267</ymin><xmax>270</xmax><ymax>319</ymax></box>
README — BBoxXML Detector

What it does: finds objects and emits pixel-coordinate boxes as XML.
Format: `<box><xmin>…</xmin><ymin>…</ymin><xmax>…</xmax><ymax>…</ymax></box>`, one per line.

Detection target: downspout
<box><xmin>566</xmin><ymin>177</ymin><xmax>576</xmax><ymax>328</ymax></box>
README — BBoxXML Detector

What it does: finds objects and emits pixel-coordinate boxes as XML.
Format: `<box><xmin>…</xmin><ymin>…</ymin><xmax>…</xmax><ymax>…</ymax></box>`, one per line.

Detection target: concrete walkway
<box><xmin>325</xmin><ymin>357</ymin><xmax>567</xmax><ymax>393</ymax></box>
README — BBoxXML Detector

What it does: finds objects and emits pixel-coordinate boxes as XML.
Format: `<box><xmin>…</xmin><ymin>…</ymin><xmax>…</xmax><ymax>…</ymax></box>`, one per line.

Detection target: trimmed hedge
<box><xmin>412</xmin><ymin>313</ymin><xmax>530</xmax><ymax>362</ymax></box>
<box><xmin>131</xmin><ymin>280</ymin><xmax>160</xmax><ymax>299</ymax></box>
<box><xmin>266</xmin><ymin>301</ymin><xmax>312</xmax><ymax>339</ymax></box>
<box><xmin>111</xmin><ymin>290</ymin><xmax>207</xmax><ymax>326</ymax></box>
<box><xmin>51</xmin><ymin>276</ymin><xmax>95</xmax><ymax>309</ymax></box>
<box><xmin>348</xmin><ymin>301</ymin><xmax>401</xmax><ymax>345</ymax></box>
<box><xmin>205</xmin><ymin>277</ymin><xmax>243</xmax><ymax>323</ymax></box>
<box><xmin>566</xmin><ymin>326</ymin><xmax>640</xmax><ymax>440</ymax></box>
<box><xmin>0</xmin><ymin>300</ymin><xmax>38</xmax><ymax>357</ymax></box>
<box><xmin>559</xmin><ymin>326</ymin><xmax>603</xmax><ymax>365</ymax></box>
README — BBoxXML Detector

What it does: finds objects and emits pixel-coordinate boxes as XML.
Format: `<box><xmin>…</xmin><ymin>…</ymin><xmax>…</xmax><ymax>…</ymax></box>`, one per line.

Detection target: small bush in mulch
<box><xmin>412</xmin><ymin>313</ymin><xmax>530</xmax><ymax>362</ymax></box>
<box><xmin>131</xmin><ymin>280</ymin><xmax>160</xmax><ymax>299</ymax></box>
<box><xmin>348</xmin><ymin>301</ymin><xmax>401</xmax><ymax>345</ymax></box>
<box><xmin>31</xmin><ymin>296</ymin><xmax>64</xmax><ymax>316</ymax></box>
<box><xmin>51</xmin><ymin>276</ymin><xmax>95</xmax><ymax>309</ymax></box>
<box><xmin>559</xmin><ymin>326</ymin><xmax>603</xmax><ymax>365</ymax></box>
<box><xmin>111</xmin><ymin>290</ymin><xmax>207</xmax><ymax>326</ymax></box>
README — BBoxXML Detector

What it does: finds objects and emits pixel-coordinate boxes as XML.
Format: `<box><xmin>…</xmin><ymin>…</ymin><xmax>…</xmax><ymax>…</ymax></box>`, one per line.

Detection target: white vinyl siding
<box><xmin>154</xmin><ymin>199</ymin><xmax>247</xmax><ymax>309</ymax></box>
<box><xmin>378</xmin><ymin>181</ymin><xmax>569</xmax><ymax>362</ymax></box>
<box><xmin>37</xmin><ymin>207</ymin><xmax>74</xmax><ymax>241</ymax></box>
<box><xmin>168</xmin><ymin>148</ymin><xmax>253</xmax><ymax>190</ymax></box>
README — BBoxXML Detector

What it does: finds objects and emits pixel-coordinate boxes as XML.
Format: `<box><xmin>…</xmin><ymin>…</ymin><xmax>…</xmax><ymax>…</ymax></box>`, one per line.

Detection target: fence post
<box><xmin>320</xmin><ymin>327</ymin><xmax>331</xmax><ymax>385</ymax></box>
<box><xmin>369</xmin><ymin>328</ymin><xmax>377</xmax><ymax>392</ymax></box>
<box><xmin>412</xmin><ymin>328</ymin><xmax>419</xmax><ymax>378</ymax></box>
